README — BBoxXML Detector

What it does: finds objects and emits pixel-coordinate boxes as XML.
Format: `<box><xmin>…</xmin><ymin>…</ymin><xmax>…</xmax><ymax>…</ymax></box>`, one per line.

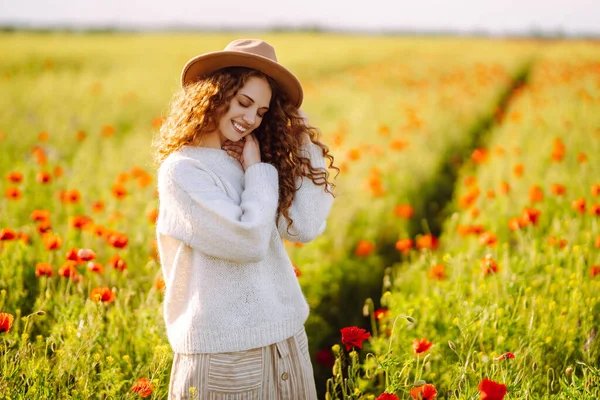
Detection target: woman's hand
<box><xmin>222</xmin><ymin>133</ymin><xmax>261</xmax><ymax>172</ymax></box>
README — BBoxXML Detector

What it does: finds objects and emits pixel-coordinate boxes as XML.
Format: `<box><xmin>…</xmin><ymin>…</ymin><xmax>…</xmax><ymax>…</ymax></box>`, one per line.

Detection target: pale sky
<box><xmin>0</xmin><ymin>0</ymin><xmax>598</xmax><ymax>35</ymax></box>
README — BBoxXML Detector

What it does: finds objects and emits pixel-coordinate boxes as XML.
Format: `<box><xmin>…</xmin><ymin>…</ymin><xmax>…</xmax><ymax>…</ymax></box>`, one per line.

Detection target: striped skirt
<box><xmin>168</xmin><ymin>326</ymin><xmax>318</xmax><ymax>399</ymax></box>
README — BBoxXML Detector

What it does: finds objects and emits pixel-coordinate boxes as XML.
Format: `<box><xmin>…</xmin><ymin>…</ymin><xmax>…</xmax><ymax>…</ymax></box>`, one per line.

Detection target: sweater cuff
<box><xmin>245</xmin><ymin>162</ymin><xmax>279</xmax><ymax>188</ymax></box>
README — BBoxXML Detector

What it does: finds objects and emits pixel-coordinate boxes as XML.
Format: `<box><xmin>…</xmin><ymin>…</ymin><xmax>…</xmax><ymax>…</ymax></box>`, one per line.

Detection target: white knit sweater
<box><xmin>156</xmin><ymin>141</ymin><xmax>334</xmax><ymax>354</ymax></box>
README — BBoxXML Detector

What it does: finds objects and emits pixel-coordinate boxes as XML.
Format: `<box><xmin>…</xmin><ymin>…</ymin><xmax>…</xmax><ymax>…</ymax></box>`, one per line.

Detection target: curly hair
<box><xmin>151</xmin><ymin>67</ymin><xmax>339</xmax><ymax>236</ymax></box>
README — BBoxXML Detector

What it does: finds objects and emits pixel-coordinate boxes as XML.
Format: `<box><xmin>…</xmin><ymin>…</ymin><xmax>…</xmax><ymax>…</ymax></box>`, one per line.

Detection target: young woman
<box><xmin>152</xmin><ymin>39</ymin><xmax>338</xmax><ymax>399</ymax></box>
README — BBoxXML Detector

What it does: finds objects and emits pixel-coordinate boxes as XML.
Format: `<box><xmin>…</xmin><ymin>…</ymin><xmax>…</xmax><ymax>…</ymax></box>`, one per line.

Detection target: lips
<box><xmin>232</xmin><ymin>120</ymin><xmax>249</xmax><ymax>135</ymax></box>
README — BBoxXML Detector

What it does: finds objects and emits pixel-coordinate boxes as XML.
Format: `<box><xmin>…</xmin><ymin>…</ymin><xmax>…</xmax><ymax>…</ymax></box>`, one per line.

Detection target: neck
<box><xmin>195</xmin><ymin>130</ymin><xmax>225</xmax><ymax>149</ymax></box>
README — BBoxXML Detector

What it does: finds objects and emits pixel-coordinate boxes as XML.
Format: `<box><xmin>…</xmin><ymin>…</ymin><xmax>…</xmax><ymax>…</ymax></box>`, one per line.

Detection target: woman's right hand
<box><xmin>223</xmin><ymin>133</ymin><xmax>261</xmax><ymax>172</ymax></box>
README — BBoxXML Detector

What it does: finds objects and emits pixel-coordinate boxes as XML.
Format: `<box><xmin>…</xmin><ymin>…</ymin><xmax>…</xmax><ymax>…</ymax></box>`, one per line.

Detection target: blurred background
<box><xmin>0</xmin><ymin>0</ymin><xmax>598</xmax><ymax>36</ymax></box>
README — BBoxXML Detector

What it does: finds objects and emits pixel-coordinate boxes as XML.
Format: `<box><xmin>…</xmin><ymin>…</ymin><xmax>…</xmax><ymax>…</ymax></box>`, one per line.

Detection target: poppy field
<box><xmin>1</xmin><ymin>33</ymin><xmax>599</xmax><ymax>399</ymax></box>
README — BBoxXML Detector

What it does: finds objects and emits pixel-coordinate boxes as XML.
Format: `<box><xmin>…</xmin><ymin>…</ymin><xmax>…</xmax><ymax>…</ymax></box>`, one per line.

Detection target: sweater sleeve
<box><xmin>277</xmin><ymin>142</ymin><xmax>334</xmax><ymax>243</ymax></box>
<box><xmin>157</xmin><ymin>157</ymin><xmax>279</xmax><ymax>263</ymax></box>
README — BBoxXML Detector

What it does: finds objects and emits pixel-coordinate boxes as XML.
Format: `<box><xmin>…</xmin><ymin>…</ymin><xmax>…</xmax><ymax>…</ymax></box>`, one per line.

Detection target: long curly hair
<box><xmin>151</xmin><ymin>67</ymin><xmax>339</xmax><ymax>235</ymax></box>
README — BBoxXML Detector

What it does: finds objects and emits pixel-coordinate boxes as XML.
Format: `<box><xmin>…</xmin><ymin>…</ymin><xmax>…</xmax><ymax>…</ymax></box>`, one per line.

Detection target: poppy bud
<box><xmin>566</xmin><ymin>367</ymin><xmax>574</xmax><ymax>375</ymax></box>
<box><xmin>448</xmin><ymin>340</ymin><xmax>456</xmax><ymax>351</ymax></box>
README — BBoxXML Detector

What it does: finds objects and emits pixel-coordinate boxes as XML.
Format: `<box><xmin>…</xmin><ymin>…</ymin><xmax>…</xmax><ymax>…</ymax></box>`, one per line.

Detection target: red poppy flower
<box><xmin>35</xmin><ymin>262</ymin><xmax>54</xmax><ymax>277</ymax></box>
<box><xmin>0</xmin><ymin>313</ymin><xmax>14</xmax><ymax>333</ymax></box>
<box><xmin>572</xmin><ymin>197</ymin><xmax>586</xmax><ymax>215</ymax></box>
<box><xmin>90</xmin><ymin>287</ymin><xmax>116</xmax><ymax>303</ymax></box>
<box><xmin>481</xmin><ymin>257</ymin><xmax>499</xmax><ymax>276</ymax></box>
<box><xmin>36</xmin><ymin>171</ymin><xmax>52</xmax><ymax>184</ymax></box>
<box><xmin>478</xmin><ymin>378</ymin><xmax>507</xmax><ymax>400</ymax></box>
<box><xmin>6</xmin><ymin>171</ymin><xmax>23</xmax><ymax>183</ymax></box>
<box><xmin>417</xmin><ymin>234</ymin><xmax>439</xmax><ymax>251</ymax></box>
<box><xmin>355</xmin><ymin>240</ymin><xmax>375</xmax><ymax>257</ymax></box>
<box><xmin>376</xmin><ymin>393</ymin><xmax>399</xmax><ymax>400</ymax></box>
<box><xmin>590</xmin><ymin>265</ymin><xmax>600</xmax><ymax>278</ymax></box>
<box><xmin>130</xmin><ymin>377</ymin><xmax>154</xmax><ymax>398</ymax></box>
<box><xmin>428</xmin><ymin>264</ymin><xmax>446</xmax><ymax>280</ymax></box>
<box><xmin>58</xmin><ymin>261</ymin><xmax>78</xmax><ymax>278</ymax></box>
<box><xmin>412</xmin><ymin>338</ymin><xmax>433</xmax><ymax>355</ymax></box>
<box><xmin>340</xmin><ymin>326</ymin><xmax>371</xmax><ymax>351</ymax></box>
<box><xmin>0</xmin><ymin>228</ymin><xmax>17</xmax><ymax>241</ymax></box>
<box><xmin>77</xmin><ymin>248</ymin><xmax>96</xmax><ymax>261</ymax></box>
<box><xmin>592</xmin><ymin>184</ymin><xmax>600</xmax><ymax>198</ymax></box>
<box><xmin>43</xmin><ymin>234</ymin><xmax>62</xmax><ymax>251</ymax></box>
<box><xmin>493</xmin><ymin>352</ymin><xmax>515</xmax><ymax>361</ymax></box>
<box><xmin>395</xmin><ymin>238</ymin><xmax>413</xmax><ymax>254</ymax></box>
<box><xmin>31</xmin><ymin>209</ymin><xmax>51</xmax><ymax>223</ymax></box>
<box><xmin>109</xmin><ymin>254</ymin><xmax>127</xmax><ymax>271</ymax></box>
<box><xmin>410</xmin><ymin>383</ymin><xmax>438</xmax><ymax>399</ymax></box>
<box><xmin>479</xmin><ymin>231</ymin><xmax>498</xmax><ymax>247</ymax></box>
<box><xmin>107</xmin><ymin>233</ymin><xmax>128</xmax><ymax>249</ymax></box>
<box><xmin>394</xmin><ymin>204</ymin><xmax>414</xmax><ymax>219</ymax></box>
<box><xmin>374</xmin><ymin>308</ymin><xmax>391</xmax><ymax>321</ymax></box>
<box><xmin>87</xmin><ymin>262</ymin><xmax>105</xmax><ymax>274</ymax></box>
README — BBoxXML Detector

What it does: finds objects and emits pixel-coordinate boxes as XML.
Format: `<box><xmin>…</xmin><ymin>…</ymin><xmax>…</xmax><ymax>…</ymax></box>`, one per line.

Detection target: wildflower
<box><xmin>528</xmin><ymin>185</ymin><xmax>544</xmax><ymax>203</ymax></box>
<box><xmin>130</xmin><ymin>377</ymin><xmax>154</xmax><ymax>398</ymax></box>
<box><xmin>111</xmin><ymin>183</ymin><xmax>127</xmax><ymax>199</ymax></box>
<box><xmin>389</xmin><ymin>139</ymin><xmax>409</xmax><ymax>151</ymax></box>
<box><xmin>478</xmin><ymin>378</ymin><xmax>507</xmax><ymax>400</ymax></box>
<box><xmin>550</xmin><ymin>184</ymin><xmax>566</xmax><ymax>196</ymax></box>
<box><xmin>90</xmin><ymin>287</ymin><xmax>116</xmax><ymax>303</ymax></box>
<box><xmin>394</xmin><ymin>204</ymin><xmax>414</xmax><ymax>219</ymax></box>
<box><xmin>428</xmin><ymin>264</ymin><xmax>446</xmax><ymax>280</ymax></box>
<box><xmin>374</xmin><ymin>308</ymin><xmax>391</xmax><ymax>321</ymax></box>
<box><xmin>107</xmin><ymin>232</ymin><xmax>128</xmax><ymax>249</ymax></box>
<box><xmin>355</xmin><ymin>240</ymin><xmax>375</xmax><ymax>257</ymax></box>
<box><xmin>376</xmin><ymin>393</ymin><xmax>399</xmax><ymax>400</ymax></box>
<box><xmin>0</xmin><ymin>313</ymin><xmax>15</xmax><ymax>333</ymax></box>
<box><xmin>589</xmin><ymin>204</ymin><xmax>600</xmax><ymax>216</ymax></box>
<box><xmin>590</xmin><ymin>265</ymin><xmax>600</xmax><ymax>278</ymax></box>
<box><xmin>340</xmin><ymin>326</ymin><xmax>371</xmax><ymax>351</ymax></box>
<box><xmin>395</xmin><ymin>238</ymin><xmax>413</xmax><ymax>255</ymax></box>
<box><xmin>58</xmin><ymin>261</ymin><xmax>78</xmax><ymax>279</ymax></box>
<box><xmin>154</xmin><ymin>277</ymin><xmax>165</xmax><ymax>293</ymax></box>
<box><xmin>481</xmin><ymin>257</ymin><xmax>499</xmax><ymax>276</ymax></box>
<box><xmin>479</xmin><ymin>231</ymin><xmax>498</xmax><ymax>247</ymax></box>
<box><xmin>0</xmin><ymin>228</ymin><xmax>17</xmax><ymax>241</ymax></box>
<box><xmin>412</xmin><ymin>338</ymin><xmax>433</xmax><ymax>355</ymax></box>
<box><xmin>87</xmin><ymin>262</ymin><xmax>105</xmax><ymax>274</ymax></box>
<box><xmin>471</xmin><ymin>148</ymin><xmax>489</xmax><ymax>164</ymax></box>
<box><xmin>6</xmin><ymin>171</ymin><xmax>23</xmax><ymax>183</ymax></box>
<box><xmin>31</xmin><ymin>210</ymin><xmax>51</xmax><ymax>223</ymax></box>
<box><xmin>43</xmin><ymin>234</ymin><xmax>62</xmax><ymax>250</ymax></box>
<box><xmin>416</xmin><ymin>234</ymin><xmax>439</xmax><ymax>251</ymax></box>
<box><xmin>92</xmin><ymin>200</ymin><xmax>105</xmax><ymax>213</ymax></box>
<box><xmin>36</xmin><ymin>171</ymin><xmax>52</xmax><ymax>184</ymax></box>
<box><xmin>5</xmin><ymin>186</ymin><xmax>22</xmax><ymax>200</ymax></box>
<box><xmin>77</xmin><ymin>248</ymin><xmax>96</xmax><ymax>262</ymax></box>
<box><xmin>513</xmin><ymin>163</ymin><xmax>524</xmax><ymax>178</ymax></box>
<box><xmin>572</xmin><ymin>197</ymin><xmax>586</xmax><ymax>215</ymax></box>
<box><xmin>551</xmin><ymin>137</ymin><xmax>565</xmax><ymax>162</ymax></box>
<box><xmin>520</xmin><ymin>207</ymin><xmax>541</xmax><ymax>226</ymax></box>
<box><xmin>493</xmin><ymin>352</ymin><xmax>515</xmax><ymax>361</ymax></box>
<box><xmin>577</xmin><ymin>152</ymin><xmax>587</xmax><ymax>163</ymax></box>
<box><xmin>592</xmin><ymin>184</ymin><xmax>600</xmax><ymax>197</ymax></box>
<box><xmin>410</xmin><ymin>383</ymin><xmax>438</xmax><ymax>399</ymax></box>
<box><xmin>147</xmin><ymin>208</ymin><xmax>159</xmax><ymax>224</ymax></box>
<box><xmin>498</xmin><ymin>181</ymin><xmax>510</xmax><ymax>194</ymax></box>
<box><xmin>109</xmin><ymin>254</ymin><xmax>127</xmax><ymax>271</ymax></box>
<box><xmin>70</xmin><ymin>215</ymin><xmax>94</xmax><ymax>230</ymax></box>
<box><xmin>35</xmin><ymin>263</ymin><xmax>54</xmax><ymax>277</ymax></box>
<box><xmin>292</xmin><ymin>263</ymin><xmax>301</xmax><ymax>277</ymax></box>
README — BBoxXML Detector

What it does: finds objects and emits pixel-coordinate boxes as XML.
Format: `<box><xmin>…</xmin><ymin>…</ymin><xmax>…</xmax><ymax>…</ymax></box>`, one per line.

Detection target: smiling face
<box><xmin>213</xmin><ymin>75</ymin><xmax>272</xmax><ymax>146</ymax></box>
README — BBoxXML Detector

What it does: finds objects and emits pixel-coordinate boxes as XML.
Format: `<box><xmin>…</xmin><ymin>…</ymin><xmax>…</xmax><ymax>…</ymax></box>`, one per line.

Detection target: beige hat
<box><xmin>180</xmin><ymin>39</ymin><xmax>303</xmax><ymax>108</ymax></box>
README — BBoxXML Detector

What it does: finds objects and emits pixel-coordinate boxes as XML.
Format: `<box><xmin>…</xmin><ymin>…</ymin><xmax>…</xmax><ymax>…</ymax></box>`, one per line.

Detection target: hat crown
<box><xmin>224</xmin><ymin>39</ymin><xmax>278</xmax><ymax>62</ymax></box>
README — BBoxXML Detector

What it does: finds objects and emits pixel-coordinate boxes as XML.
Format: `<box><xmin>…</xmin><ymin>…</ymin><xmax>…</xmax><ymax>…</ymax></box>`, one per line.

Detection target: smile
<box><xmin>232</xmin><ymin>121</ymin><xmax>248</xmax><ymax>134</ymax></box>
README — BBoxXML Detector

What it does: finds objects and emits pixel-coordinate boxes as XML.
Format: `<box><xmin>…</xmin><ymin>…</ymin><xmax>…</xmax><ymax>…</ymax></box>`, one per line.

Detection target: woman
<box><xmin>152</xmin><ymin>39</ymin><xmax>338</xmax><ymax>399</ymax></box>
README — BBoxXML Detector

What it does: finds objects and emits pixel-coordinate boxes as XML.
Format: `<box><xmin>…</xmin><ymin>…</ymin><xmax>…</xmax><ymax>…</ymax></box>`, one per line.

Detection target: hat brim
<box><xmin>181</xmin><ymin>51</ymin><xmax>303</xmax><ymax>108</ymax></box>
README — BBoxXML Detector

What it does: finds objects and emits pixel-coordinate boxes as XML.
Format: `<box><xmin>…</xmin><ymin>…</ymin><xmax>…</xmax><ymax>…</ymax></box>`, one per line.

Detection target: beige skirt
<box><xmin>168</xmin><ymin>326</ymin><xmax>318</xmax><ymax>400</ymax></box>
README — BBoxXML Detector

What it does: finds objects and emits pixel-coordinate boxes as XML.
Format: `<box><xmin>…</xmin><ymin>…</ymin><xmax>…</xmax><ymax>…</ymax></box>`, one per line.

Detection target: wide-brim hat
<box><xmin>180</xmin><ymin>39</ymin><xmax>303</xmax><ymax>108</ymax></box>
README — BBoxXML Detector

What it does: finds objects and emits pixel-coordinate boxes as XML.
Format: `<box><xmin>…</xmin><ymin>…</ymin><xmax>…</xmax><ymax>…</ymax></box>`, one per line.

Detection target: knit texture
<box><xmin>156</xmin><ymin>142</ymin><xmax>334</xmax><ymax>354</ymax></box>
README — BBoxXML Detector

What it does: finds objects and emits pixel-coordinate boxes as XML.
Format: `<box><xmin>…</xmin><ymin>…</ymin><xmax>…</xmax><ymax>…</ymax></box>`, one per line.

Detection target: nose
<box><xmin>242</xmin><ymin>112</ymin><xmax>255</xmax><ymax>126</ymax></box>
